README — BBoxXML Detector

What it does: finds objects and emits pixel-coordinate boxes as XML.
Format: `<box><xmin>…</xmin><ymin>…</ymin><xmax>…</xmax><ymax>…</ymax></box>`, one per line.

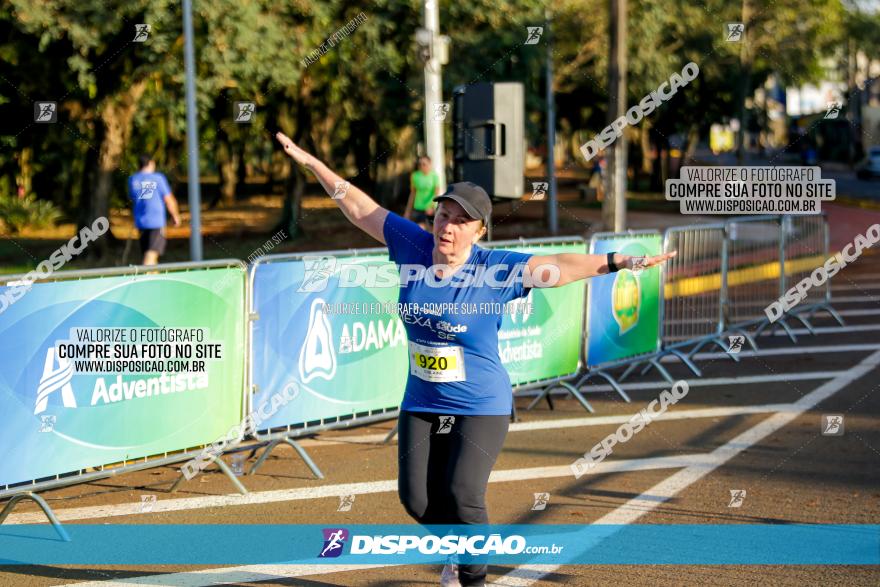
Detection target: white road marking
<box><xmin>319</xmin><ymin>372</ymin><xmax>837</xmax><ymax>446</ymax></box>
<box><xmin>665</xmin><ymin>308</ymin><xmax>880</xmax><ymax>324</ymax></box>
<box><xmin>833</xmin><ymin>272</ymin><xmax>880</xmax><ymax>280</ymax></box>
<box><xmin>3</xmin><ymin>375</ymin><xmax>836</xmax><ymax>526</ymax></box>
<box><xmin>820</xmin><ymin>295</ymin><xmax>880</xmax><ymax>302</ymax></box>
<box><xmin>63</xmin><ymin>564</ymin><xmax>399</xmax><ymax>587</ymax></box>
<box><xmin>764</xmin><ymin>323</ymin><xmax>880</xmax><ymax>336</ymax></box>
<box><xmin>836</xmin><ymin>308</ymin><xmax>880</xmax><ymax>317</ymax></box>
<box><xmin>8</xmin><ymin>453</ymin><xmax>719</xmax><ymax>526</ymax></box>
<box><xmin>491</xmin><ymin>349</ymin><xmax>880</xmax><ymax>585</ymax></box>
<box><xmin>53</xmin><ymin>453</ymin><xmax>723</xmax><ymax>586</ymax></box>
<box><xmin>683</xmin><ymin>342</ymin><xmax>880</xmax><ymax>362</ymax></box>
<box><xmin>831</xmin><ymin>282</ymin><xmax>880</xmax><ymax>291</ymax></box>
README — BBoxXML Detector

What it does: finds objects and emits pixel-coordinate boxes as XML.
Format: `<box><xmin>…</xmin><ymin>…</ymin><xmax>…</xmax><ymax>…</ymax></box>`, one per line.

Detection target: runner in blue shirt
<box><xmin>275</xmin><ymin>132</ymin><xmax>675</xmax><ymax>586</ymax></box>
<box><xmin>128</xmin><ymin>154</ymin><xmax>181</xmax><ymax>265</ymax></box>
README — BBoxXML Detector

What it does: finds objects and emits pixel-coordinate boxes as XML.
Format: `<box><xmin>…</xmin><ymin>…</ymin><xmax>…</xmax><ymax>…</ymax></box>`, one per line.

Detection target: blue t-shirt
<box><xmin>383</xmin><ymin>212</ymin><xmax>533</xmax><ymax>416</ymax></box>
<box><xmin>128</xmin><ymin>172</ymin><xmax>172</xmax><ymax>229</ymax></box>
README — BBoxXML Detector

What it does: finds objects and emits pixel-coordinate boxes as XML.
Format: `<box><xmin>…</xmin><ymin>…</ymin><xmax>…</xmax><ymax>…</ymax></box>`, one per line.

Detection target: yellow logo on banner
<box><xmin>611</xmin><ymin>269</ymin><xmax>640</xmax><ymax>335</ymax></box>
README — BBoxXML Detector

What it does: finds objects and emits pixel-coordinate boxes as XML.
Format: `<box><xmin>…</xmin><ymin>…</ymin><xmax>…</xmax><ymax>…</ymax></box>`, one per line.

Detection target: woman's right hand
<box><xmin>275</xmin><ymin>131</ymin><xmax>315</xmax><ymax>168</ymax></box>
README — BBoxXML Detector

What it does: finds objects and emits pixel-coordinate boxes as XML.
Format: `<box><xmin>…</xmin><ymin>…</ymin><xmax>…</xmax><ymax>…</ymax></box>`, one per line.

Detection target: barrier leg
<box><xmin>755</xmin><ymin>317</ymin><xmax>798</xmax><ymax>343</ymax></box>
<box><xmin>170</xmin><ymin>454</ymin><xmax>249</xmax><ymax>495</ymax></box>
<box><xmin>791</xmin><ymin>312</ymin><xmax>817</xmax><ymax>335</ymax></box>
<box><xmin>707</xmin><ymin>338</ymin><xmax>740</xmax><ymax>362</ymax></box>
<box><xmin>0</xmin><ymin>493</ymin><xmax>70</xmax><ymax>542</ymax></box>
<box><xmin>576</xmin><ymin>370</ymin><xmax>630</xmax><ymax>404</ymax></box>
<box><xmin>283</xmin><ymin>438</ymin><xmax>325</xmax><ymax>480</ymax></box>
<box><xmin>687</xmin><ymin>339</ymin><xmax>710</xmax><ymax>359</ymax></box>
<box><xmin>730</xmin><ymin>328</ymin><xmax>759</xmax><ymax>351</ymax></box>
<box><xmin>776</xmin><ymin>317</ymin><xmax>798</xmax><ymax>343</ymax></box>
<box><xmin>249</xmin><ymin>439</ymin><xmax>281</xmax><ymax>474</ymax></box>
<box><xmin>618</xmin><ymin>361</ymin><xmax>643</xmax><ymax>382</ymax></box>
<box><xmin>805</xmin><ymin>303</ymin><xmax>845</xmax><ymax>327</ymax></box>
<box><xmin>667</xmin><ymin>349</ymin><xmax>703</xmax><ymax>377</ymax></box>
<box><xmin>824</xmin><ymin>304</ymin><xmax>846</xmax><ymax>326</ymax></box>
<box><xmin>551</xmin><ymin>381</ymin><xmax>595</xmax><ymax>413</ymax></box>
<box><xmin>248</xmin><ymin>437</ymin><xmax>324</xmax><ymax>479</ymax></box>
<box><xmin>753</xmin><ymin>319</ymin><xmax>771</xmax><ymax>338</ymax></box>
<box><xmin>382</xmin><ymin>422</ymin><xmax>399</xmax><ymax>444</ymax></box>
<box><xmin>647</xmin><ymin>357</ymin><xmax>675</xmax><ymax>383</ymax></box>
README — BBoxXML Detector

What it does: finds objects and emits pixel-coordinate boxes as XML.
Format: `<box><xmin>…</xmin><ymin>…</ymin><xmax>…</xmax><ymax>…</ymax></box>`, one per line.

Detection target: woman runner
<box><xmin>275</xmin><ymin>131</ymin><xmax>675</xmax><ymax>586</ymax></box>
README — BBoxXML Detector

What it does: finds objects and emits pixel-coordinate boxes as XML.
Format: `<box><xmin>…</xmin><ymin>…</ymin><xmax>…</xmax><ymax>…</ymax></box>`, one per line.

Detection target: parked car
<box><xmin>856</xmin><ymin>146</ymin><xmax>880</xmax><ymax>180</ymax></box>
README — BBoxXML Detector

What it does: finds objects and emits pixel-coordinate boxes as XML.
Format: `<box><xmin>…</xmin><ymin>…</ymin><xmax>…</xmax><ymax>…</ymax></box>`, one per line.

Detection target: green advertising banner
<box><xmin>586</xmin><ymin>233</ymin><xmax>662</xmax><ymax>366</ymax></box>
<box><xmin>0</xmin><ymin>267</ymin><xmax>246</xmax><ymax>487</ymax></box>
<box><xmin>493</xmin><ymin>242</ymin><xmax>587</xmax><ymax>385</ymax></box>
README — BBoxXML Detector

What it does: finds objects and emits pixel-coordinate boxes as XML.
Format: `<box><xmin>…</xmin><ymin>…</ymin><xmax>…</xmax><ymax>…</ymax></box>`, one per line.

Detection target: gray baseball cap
<box><xmin>433</xmin><ymin>182</ymin><xmax>492</xmax><ymax>224</ymax></box>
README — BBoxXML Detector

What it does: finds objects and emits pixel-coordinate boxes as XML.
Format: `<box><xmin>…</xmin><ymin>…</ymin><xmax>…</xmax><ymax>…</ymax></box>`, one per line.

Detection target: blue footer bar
<box><xmin>0</xmin><ymin>524</ymin><xmax>877</xmax><ymax>565</ymax></box>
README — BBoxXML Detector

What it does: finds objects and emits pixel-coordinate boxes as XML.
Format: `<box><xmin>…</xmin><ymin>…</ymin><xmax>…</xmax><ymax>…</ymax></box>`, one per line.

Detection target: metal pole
<box><xmin>182</xmin><ymin>0</ymin><xmax>203</xmax><ymax>261</ymax></box>
<box><xmin>604</xmin><ymin>0</ymin><xmax>628</xmax><ymax>232</ymax></box>
<box><xmin>423</xmin><ymin>0</ymin><xmax>447</xmax><ymax>191</ymax></box>
<box><xmin>545</xmin><ymin>9</ymin><xmax>558</xmax><ymax>235</ymax></box>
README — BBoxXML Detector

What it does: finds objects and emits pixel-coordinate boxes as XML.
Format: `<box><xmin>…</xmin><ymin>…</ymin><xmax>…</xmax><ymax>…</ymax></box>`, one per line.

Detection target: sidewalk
<box><xmin>824</xmin><ymin>203</ymin><xmax>880</xmax><ymax>252</ymax></box>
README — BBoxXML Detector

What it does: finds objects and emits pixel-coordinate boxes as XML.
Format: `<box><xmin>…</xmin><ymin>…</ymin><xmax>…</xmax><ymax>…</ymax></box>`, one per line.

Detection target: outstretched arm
<box><xmin>527</xmin><ymin>251</ymin><xmax>677</xmax><ymax>288</ymax></box>
<box><xmin>275</xmin><ymin>131</ymin><xmax>388</xmax><ymax>245</ymax></box>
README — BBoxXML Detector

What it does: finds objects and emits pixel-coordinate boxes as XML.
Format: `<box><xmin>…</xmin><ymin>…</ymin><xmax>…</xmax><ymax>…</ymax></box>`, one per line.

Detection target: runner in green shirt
<box><xmin>405</xmin><ymin>155</ymin><xmax>440</xmax><ymax>228</ymax></box>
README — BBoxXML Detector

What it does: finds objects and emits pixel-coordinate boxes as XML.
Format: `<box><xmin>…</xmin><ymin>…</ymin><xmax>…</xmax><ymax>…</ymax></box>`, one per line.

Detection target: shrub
<box><xmin>0</xmin><ymin>193</ymin><xmax>63</xmax><ymax>234</ymax></box>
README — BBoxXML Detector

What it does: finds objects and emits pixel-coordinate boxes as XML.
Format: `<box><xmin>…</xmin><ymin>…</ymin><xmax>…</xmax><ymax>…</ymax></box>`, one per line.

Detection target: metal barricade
<box><xmin>0</xmin><ymin>259</ymin><xmax>249</xmax><ymax>537</ymax></box>
<box><xmin>637</xmin><ymin>223</ymin><xmax>727</xmax><ymax>374</ymax></box>
<box><xmin>723</xmin><ymin>215</ymin><xmax>791</xmax><ymax>339</ymax></box>
<box><xmin>761</xmin><ymin>213</ymin><xmax>844</xmax><ymax>338</ymax></box>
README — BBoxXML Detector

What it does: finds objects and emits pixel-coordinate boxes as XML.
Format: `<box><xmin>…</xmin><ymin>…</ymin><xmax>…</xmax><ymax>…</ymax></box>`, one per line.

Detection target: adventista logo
<box><xmin>611</xmin><ymin>268</ymin><xmax>640</xmax><ymax>335</ymax></box>
<box><xmin>299</xmin><ymin>298</ymin><xmax>337</xmax><ymax>383</ymax></box>
<box><xmin>319</xmin><ymin>528</ymin><xmax>349</xmax><ymax>558</ymax></box>
<box><xmin>34</xmin><ymin>347</ymin><xmax>76</xmax><ymax>415</ymax></box>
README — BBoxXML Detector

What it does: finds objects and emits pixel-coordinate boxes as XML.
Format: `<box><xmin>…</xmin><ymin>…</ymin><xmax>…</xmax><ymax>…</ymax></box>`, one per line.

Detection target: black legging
<box><xmin>397</xmin><ymin>410</ymin><xmax>510</xmax><ymax>586</ymax></box>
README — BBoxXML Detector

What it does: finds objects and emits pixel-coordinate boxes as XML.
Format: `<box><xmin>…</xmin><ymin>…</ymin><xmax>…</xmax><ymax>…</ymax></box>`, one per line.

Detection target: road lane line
<box><xmin>491</xmin><ymin>349</ymin><xmax>880</xmax><ymax>585</ymax></box>
<box><xmin>6</xmin><ymin>454</ymin><xmax>718</xmax><ymax>526</ymax></box>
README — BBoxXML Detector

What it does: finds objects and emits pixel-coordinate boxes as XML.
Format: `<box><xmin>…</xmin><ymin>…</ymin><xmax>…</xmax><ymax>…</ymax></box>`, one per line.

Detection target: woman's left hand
<box><xmin>624</xmin><ymin>251</ymin><xmax>677</xmax><ymax>271</ymax></box>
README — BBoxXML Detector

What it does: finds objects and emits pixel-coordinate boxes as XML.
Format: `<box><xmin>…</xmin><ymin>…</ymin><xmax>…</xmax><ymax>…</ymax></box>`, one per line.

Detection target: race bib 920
<box><xmin>408</xmin><ymin>341</ymin><xmax>466</xmax><ymax>383</ymax></box>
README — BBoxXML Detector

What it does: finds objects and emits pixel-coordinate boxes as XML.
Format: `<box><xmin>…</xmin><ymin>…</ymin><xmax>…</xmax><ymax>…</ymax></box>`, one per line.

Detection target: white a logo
<box><xmin>299</xmin><ymin>298</ymin><xmax>336</xmax><ymax>383</ymax></box>
<box><xmin>35</xmin><ymin>347</ymin><xmax>76</xmax><ymax>415</ymax></box>
<box><xmin>507</xmin><ymin>290</ymin><xmax>534</xmax><ymax>324</ymax></box>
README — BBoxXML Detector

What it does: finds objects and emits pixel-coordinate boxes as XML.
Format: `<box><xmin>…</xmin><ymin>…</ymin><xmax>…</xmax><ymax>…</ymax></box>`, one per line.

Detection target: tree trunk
<box><xmin>680</xmin><ymin>123</ymin><xmax>700</xmax><ymax>176</ymax></box>
<box><xmin>218</xmin><ymin>137</ymin><xmax>239</xmax><ymax>207</ymax></box>
<box><xmin>15</xmin><ymin>147</ymin><xmax>33</xmax><ymax>195</ymax></box>
<box><xmin>88</xmin><ymin>80</ymin><xmax>148</xmax><ymax>260</ymax></box>
<box><xmin>735</xmin><ymin>0</ymin><xmax>753</xmax><ymax>163</ymax></box>
<box><xmin>640</xmin><ymin>120</ymin><xmax>653</xmax><ymax>175</ymax></box>
<box><xmin>274</xmin><ymin>100</ymin><xmax>309</xmax><ymax>239</ymax></box>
